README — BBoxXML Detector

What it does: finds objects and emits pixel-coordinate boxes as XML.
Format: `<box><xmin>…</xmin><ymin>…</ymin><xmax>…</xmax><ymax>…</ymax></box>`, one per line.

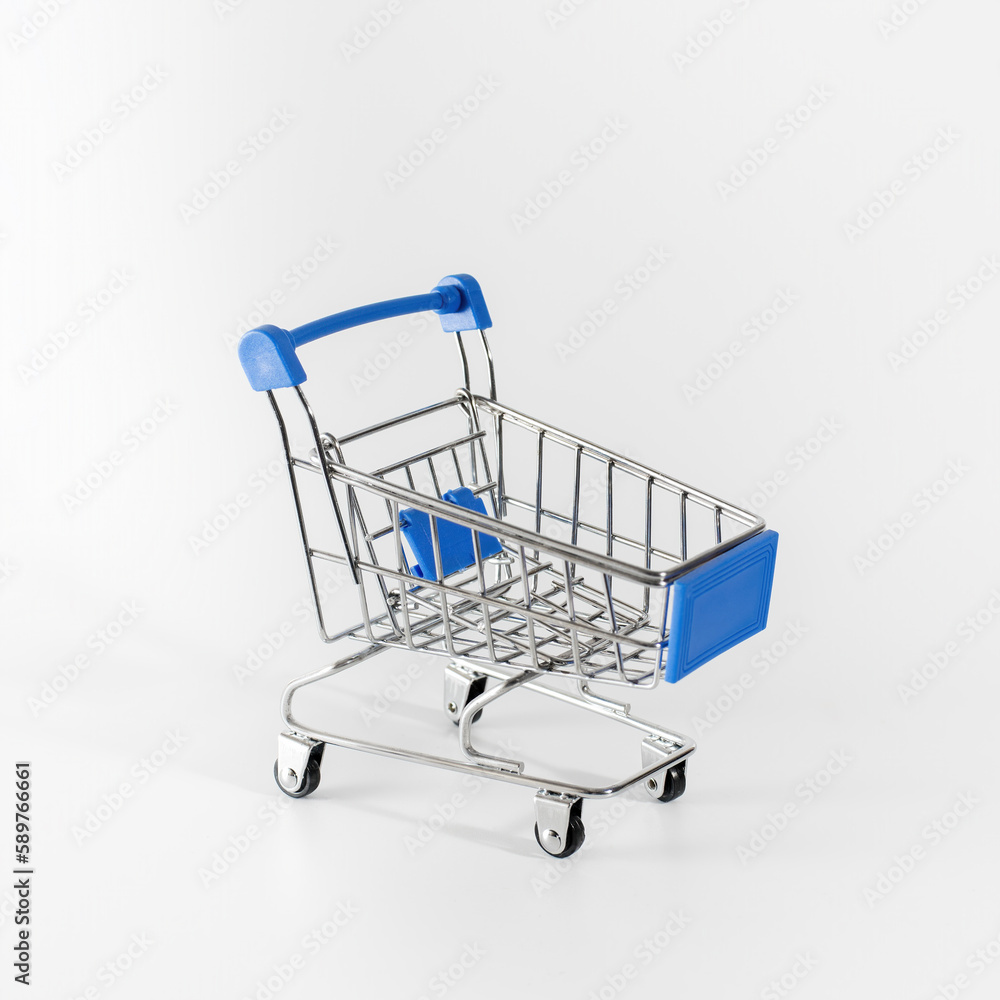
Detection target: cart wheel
<box><xmin>647</xmin><ymin>761</ymin><xmax>686</xmax><ymax>803</ymax></box>
<box><xmin>445</xmin><ymin>670</ymin><xmax>487</xmax><ymax>726</ymax></box>
<box><xmin>534</xmin><ymin>816</ymin><xmax>586</xmax><ymax>858</ymax></box>
<box><xmin>273</xmin><ymin>756</ymin><xmax>321</xmax><ymax>799</ymax></box>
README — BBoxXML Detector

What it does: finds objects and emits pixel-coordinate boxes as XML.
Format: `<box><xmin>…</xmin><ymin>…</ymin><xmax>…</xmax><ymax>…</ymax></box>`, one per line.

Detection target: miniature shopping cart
<box><xmin>238</xmin><ymin>274</ymin><xmax>777</xmax><ymax>857</ymax></box>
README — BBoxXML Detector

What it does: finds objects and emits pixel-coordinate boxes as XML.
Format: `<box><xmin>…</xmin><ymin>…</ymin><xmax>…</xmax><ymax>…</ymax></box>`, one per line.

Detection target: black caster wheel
<box><xmin>534</xmin><ymin>815</ymin><xmax>586</xmax><ymax>858</ymax></box>
<box><xmin>449</xmin><ymin>673</ymin><xmax>487</xmax><ymax>726</ymax></box>
<box><xmin>647</xmin><ymin>760</ymin><xmax>686</xmax><ymax>803</ymax></box>
<box><xmin>273</xmin><ymin>753</ymin><xmax>322</xmax><ymax>799</ymax></box>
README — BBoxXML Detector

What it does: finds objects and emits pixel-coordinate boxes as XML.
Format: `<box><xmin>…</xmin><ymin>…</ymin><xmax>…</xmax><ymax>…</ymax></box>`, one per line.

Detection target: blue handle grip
<box><xmin>239</xmin><ymin>273</ymin><xmax>492</xmax><ymax>391</ymax></box>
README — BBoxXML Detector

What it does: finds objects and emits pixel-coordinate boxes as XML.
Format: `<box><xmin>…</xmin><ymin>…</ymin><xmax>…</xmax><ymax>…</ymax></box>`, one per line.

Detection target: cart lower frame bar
<box><xmin>278</xmin><ymin>641</ymin><xmax>695</xmax><ymax>800</ymax></box>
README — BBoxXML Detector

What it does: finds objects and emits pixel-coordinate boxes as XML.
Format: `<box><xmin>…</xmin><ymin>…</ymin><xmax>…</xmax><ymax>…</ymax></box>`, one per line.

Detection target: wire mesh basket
<box><xmin>239</xmin><ymin>273</ymin><xmax>778</xmax><ymax>857</ymax></box>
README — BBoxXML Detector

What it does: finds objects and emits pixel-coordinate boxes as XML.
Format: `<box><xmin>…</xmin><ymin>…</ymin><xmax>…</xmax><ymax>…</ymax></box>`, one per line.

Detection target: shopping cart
<box><xmin>238</xmin><ymin>274</ymin><xmax>778</xmax><ymax>857</ymax></box>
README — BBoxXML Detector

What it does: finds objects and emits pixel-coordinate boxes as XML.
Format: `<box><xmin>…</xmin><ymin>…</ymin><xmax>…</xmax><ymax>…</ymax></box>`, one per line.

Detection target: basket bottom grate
<box><xmin>347</xmin><ymin>554</ymin><xmax>665</xmax><ymax>684</ymax></box>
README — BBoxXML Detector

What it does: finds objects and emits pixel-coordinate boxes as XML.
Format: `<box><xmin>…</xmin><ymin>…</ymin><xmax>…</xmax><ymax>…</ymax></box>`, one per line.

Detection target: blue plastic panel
<box><xmin>399</xmin><ymin>487</ymin><xmax>503</xmax><ymax>581</ymax></box>
<box><xmin>238</xmin><ymin>324</ymin><xmax>306</xmax><ymax>391</ymax></box>
<box><xmin>433</xmin><ymin>274</ymin><xmax>492</xmax><ymax>333</ymax></box>
<box><xmin>664</xmin><ymin>530</ymin><xmax>778</xmax><ymax>683</ymax></box>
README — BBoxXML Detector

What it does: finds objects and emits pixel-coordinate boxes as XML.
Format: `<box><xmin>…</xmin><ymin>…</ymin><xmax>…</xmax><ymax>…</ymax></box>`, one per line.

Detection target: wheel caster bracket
<box><xmin>276</xmin><ymin>732</ymin><xmax>324</xmax><ymax>796</ymax></box>
<box><xmin>640</xmin><ymin>737</ymin><xmax>687</xmax><ymax>802</ymax></box>
<box><xmin>444</xmin><ymin>662</ymin><xmax>487</xmax><ymax>724</ymax></box>
<box><xmin>533</xmin><ymin>791</ymin><xmax>584</xmax><ymax>858</ymax></box>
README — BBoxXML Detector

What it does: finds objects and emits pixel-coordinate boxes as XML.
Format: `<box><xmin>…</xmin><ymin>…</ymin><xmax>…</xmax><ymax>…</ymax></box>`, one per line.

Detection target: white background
<box><xmin>3</xmin><ymin>1</ymin><xmax>1000</xmax><ymax>997</ymax></box>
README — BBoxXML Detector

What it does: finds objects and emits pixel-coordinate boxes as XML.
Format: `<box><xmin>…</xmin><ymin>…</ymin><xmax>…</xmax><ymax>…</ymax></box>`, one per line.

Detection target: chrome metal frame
<box><xmin>265</xmin><ymin>327</ymin><xmax>765</xmax><ymax>850</ymax></box>
<box><xmin>277</xmin><ymin>646</ymin><xmax>695</xmax><ymax>800</ymax></box>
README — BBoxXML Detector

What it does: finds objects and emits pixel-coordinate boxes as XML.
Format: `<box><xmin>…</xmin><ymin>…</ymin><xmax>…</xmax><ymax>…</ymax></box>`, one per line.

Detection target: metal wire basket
<box><xmin>239</xmin><ymin>274</ymin><xmax>778</xmax><ymax>857</ymax></box>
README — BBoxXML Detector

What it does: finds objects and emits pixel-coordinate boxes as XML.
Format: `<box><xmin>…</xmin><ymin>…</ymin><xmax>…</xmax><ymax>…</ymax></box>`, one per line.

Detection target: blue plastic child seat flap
<box><xmin>399</xmin><ymin>487</ymin><xmax>503</xmax><ymax>581</ymax></box>
<box><xmin>664</xmin><ymin>530</ymin><xmax>778</xmax><ymax>683</ymax></box>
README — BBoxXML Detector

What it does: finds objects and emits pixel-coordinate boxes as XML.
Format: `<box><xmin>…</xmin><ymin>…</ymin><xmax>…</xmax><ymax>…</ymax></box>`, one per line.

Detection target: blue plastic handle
<box><xmin>239</xmin><ymin>273</ymin><xmax>492</xmax><ymax>391</ymax></box>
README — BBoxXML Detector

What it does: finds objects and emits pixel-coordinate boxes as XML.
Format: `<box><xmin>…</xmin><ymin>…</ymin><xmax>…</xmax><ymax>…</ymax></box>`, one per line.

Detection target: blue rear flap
<box><xmin>664</xmin><ymin>530</ymin><xmax>778</xmax><ymax>682</ymax></box>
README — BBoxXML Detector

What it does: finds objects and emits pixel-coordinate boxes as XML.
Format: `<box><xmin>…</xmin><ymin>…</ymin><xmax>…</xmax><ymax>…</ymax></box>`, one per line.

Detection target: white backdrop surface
<box><xmin>3</xmin><ymin>1</ymin><xmax>1000</xmax><ymax>998</ymax></box>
